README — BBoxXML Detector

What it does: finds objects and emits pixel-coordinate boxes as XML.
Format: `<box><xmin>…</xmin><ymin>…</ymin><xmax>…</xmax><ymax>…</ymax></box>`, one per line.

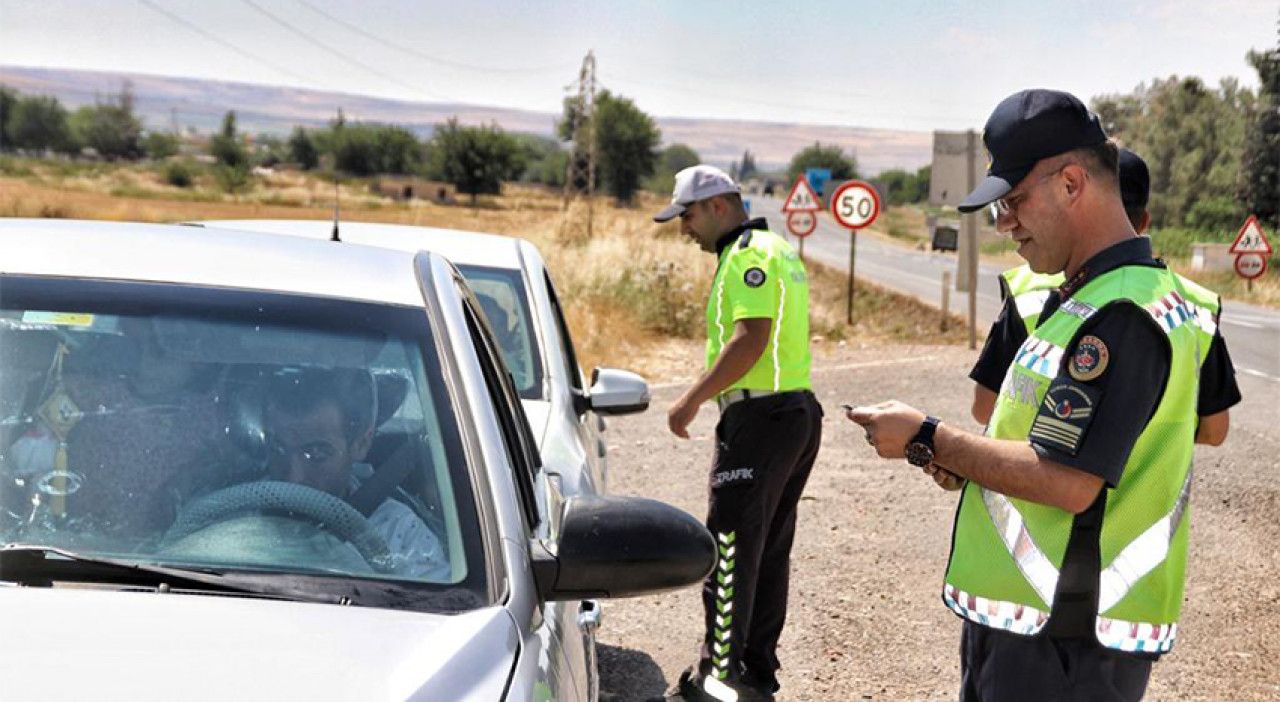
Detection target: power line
<box><xmin>135</xmin><ymin>0</ymin><xmax>315</xmax><ymax>86</ymax></box>
<box><xmin>238</xmin><ymin>0</ymin><xmax>456</xmax><ymax>102</ymax></box>
<box><xmin>294</xmin><ymin>0</ymin><xmax>575</xmax><ymax>76</ymax></box>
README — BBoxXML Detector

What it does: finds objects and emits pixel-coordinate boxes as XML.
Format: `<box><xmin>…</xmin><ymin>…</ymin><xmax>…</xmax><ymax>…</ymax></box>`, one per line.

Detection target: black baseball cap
<box><xmin>959</xmin><ymin>89</ymin><xmax>1108</xmax><ymax>213</ymax></box>
<box><xmin>1118</xmin><ymin>147</ymin><xmax>1150</xmax><ymax>211</ymax></box>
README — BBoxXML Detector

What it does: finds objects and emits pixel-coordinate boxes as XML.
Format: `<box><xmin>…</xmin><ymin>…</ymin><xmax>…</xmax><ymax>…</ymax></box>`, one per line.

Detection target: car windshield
<box><xmin>0</xmin><ymin>276</ymin><xmax>485</xmax><ymax>610</ymax></box>
<box><xmin>456</xmin><ymin>265</ymin><xmax>544</xmax><ymax>401</ymax></box>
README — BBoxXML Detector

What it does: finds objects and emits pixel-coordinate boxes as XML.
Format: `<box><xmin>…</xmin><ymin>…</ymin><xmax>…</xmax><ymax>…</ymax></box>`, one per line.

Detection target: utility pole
<box><xmin>562</xmin><ymin>50</ymin><xmax>597</xmax><ymax>239</ymax></box>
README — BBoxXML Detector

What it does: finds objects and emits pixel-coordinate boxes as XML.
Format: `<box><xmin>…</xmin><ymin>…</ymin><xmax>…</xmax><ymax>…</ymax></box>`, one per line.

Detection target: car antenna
<box><xmin>330</xmin><ymin>173</ymin><xmax>341</xmax><ymax>242</ymax></box>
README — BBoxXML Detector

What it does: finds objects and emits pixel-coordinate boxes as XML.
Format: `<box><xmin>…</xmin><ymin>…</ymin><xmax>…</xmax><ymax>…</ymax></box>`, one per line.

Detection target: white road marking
<box><xmin>1238</xmin><ymin>367</ymin><xmax>1280</xmax><ymax>383</ymax></box>
<box><xmin>647</xmin><ymin>355</ymin><xmax>940</xmax><ymax>391</ymax></box>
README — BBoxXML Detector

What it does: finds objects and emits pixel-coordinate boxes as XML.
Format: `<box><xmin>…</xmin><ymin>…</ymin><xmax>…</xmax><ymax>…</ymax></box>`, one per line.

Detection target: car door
<box><xmin>459</xmin><ymin>285</ymin><xmax>590</xmax><ymax>701</ymax></box>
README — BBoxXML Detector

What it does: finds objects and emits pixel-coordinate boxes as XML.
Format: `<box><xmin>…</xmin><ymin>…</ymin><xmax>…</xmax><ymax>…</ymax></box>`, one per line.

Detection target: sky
<box><xmin>1</xmin><ymin>0</ymin><xmax>1276</xmax><ymax>131</ymax></box>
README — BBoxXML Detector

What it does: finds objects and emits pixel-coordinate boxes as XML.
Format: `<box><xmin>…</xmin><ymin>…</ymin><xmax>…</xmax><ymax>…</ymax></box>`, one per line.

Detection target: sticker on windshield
<box><xmin>22</xmin><ymin>311</ymin><xmax>95</xmax><ymax>327</ymax></box>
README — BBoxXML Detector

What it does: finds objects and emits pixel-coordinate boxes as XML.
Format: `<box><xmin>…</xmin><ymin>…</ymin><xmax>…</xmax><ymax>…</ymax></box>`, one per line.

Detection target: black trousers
<box><xmin>697</xmin><ymin>390</ymin><xmax>822</xmax><ymax>691</ymax></box>
<box><xmin>960</xmin><ymin>621</ymin><xmax>1154</xmax><ymax>702</ymax></box>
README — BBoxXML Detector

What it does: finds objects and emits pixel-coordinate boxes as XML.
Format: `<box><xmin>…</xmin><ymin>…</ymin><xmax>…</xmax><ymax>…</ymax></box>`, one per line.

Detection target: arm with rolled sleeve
<box><xmin>369</xmin><ymin>498</ymin><xmax>451</xmax><ymax>581</ymax></box>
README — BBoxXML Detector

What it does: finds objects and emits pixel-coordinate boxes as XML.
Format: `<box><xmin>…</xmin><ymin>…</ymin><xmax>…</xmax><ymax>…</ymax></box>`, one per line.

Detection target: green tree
<box><xmin>914</xmin><ymin>164</ymin><xmax>931</xmax><ymax>202</ymax></box>
<box><xmin>876</xmin><ymin>169</ymin><xmax>916</xmax><ymax>206</ymax></box>
<box><xmin>592</xmin><ymin>91</ymin><xmax>660</xmax><ymax>204</ymax></box>
<box><xmin>8</xmin><ymin>94</ymin><xmax>75</xmax><ymax>153</ymax></box>
<box><xmin>1242</xmin><ymin>32</ymin><xmax>1279</xmax><ymax>231</ymax></box>
<box><xmin>426</xmin><ymin>118</ymin><xmax>521</xmax><ymax>205</ymax></box>
<box><xmin>373</xmin><ymin>125</ymin><xmax>423</xmax><ymax>174</ymax></box>
<box><xmin>558</xmin><ymin>90</ymin><xmax>661</xmax><ymax>204</ymax></box>
<box><xmin>787</xmin><ymin>142</ymin><xmax>858</xmax><ymax>185</ymax></box>
<box><xmin>325</xmin><ymin>123</ymin><xmax>423</xmax><ymax>176</ymax></box>
<box><xmin>288</xmin><ymin>127</ymin><xmax>319</xmax><ymax>170</ymax></box>
<box><xmin>1093</xmin><ymin>77</ymin><xmax>1252</xmax><ymax>229</ymax></box>
<box><xmin>69</xmin><ymin>85</ymin><xmax>143</xmax><ymax>159</ymax></box>
<box><xmin>0</xmin><ymin>86</ymin><xmax>18</xmax><ymax>151</ymax></box>
<box><xmin>738</xmin><ymin>149</ymin><xmax>758</xmax><ymax>182</ymax></box>
<box><xmin>143</xmin><ymin>130</ymin><xmax>181</xmax><ymax>159</ymax></box>
<box><xmin>875</xmin><ymin>164</ymin><xmax>931</xmax><ymax>205</ymax></box>
<box><xmin>510</xmin><ymin>133</ymin><xmax>566</xmax><ymax>185</ymax></box>
<box><xmin>210</xmin><ymin>111</ymin><xmax>248</xmax><ymax>168</ymax></box>
<box><xmin>647</xmin><ymin>143</ymin><xmax>701</xmax><ymax>194</ymax></box>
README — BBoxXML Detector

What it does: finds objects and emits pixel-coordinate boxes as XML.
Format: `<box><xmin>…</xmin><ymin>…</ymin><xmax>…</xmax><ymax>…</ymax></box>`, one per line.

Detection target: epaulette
<box><xmin>737</xmin><ymin>230</ymin><xmax>754</xmax><ymax>249</ymax></box>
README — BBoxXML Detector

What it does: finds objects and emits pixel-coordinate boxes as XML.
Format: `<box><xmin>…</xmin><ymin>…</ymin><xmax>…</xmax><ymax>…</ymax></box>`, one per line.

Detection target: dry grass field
<box><xmin>0</xmin><ymin>160</ymin><xmax>968</xmax><ymax>375</ymax></box>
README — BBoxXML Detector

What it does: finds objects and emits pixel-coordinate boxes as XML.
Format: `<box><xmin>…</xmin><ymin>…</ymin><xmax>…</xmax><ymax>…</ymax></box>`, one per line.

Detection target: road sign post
<box><xmin>783</xmin><ymin>176</ymin><xmax>822</xmax><ymax>264</ymax></box>
<box><xmin>964</xmin><ymin>130</ymin><xmax>978</xmax><ymax>349</ymax></box>
<box><xmin>829</xmin><ymin>180</ymin><xmax>882</xmax><ymax>325</ymax></box>
<box><xmin>785</xmin><ymin>210</ymin><xmax>818</xmax><ymax>261</ymax></box>
<box><xmin>1229</xmin><ymin>215</ymin><xmax>1272</xmax><ymax>293</ymax></box>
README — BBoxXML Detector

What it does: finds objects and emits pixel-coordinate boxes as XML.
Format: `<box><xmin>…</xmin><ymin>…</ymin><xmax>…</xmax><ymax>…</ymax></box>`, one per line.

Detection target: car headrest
<box><xmin>373</xmin><ymin>371</ymin><xmax>409</xmax><ymax>427</ymax></box>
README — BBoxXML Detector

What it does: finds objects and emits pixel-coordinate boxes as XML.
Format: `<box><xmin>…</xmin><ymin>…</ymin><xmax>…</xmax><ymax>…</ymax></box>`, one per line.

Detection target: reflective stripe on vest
<box><xmin>947</xmin><ymin>265</ymin><xmax>1200</xmax><ymax>654</ymax></box>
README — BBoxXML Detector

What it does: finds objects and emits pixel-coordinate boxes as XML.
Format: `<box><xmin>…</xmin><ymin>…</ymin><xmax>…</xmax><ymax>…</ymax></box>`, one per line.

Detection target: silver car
<box><xmin>199</xmin><ymin>220</ymin><xmax>650</xmax><ymax>498</ymax></box>
<box><xmin>0</xmin><ymin>219</ymin><xmax>712</xmax><ymax>701</ymax></box>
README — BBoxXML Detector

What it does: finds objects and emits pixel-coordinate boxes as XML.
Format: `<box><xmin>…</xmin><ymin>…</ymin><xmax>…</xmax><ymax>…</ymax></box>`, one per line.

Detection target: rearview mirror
<box><xmin>532</xmin><ymin>495</ymin><xmax>714</xmax><ymax>601</ymax></box>
<box><xmin>587</xmin><ymin>368</ymin><xmax>649</xmax><ymax>415</ymax></box>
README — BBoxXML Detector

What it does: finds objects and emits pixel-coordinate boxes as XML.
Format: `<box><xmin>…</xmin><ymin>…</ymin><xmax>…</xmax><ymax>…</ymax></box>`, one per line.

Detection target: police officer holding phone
<box><xmin>849</xmin><ymin>89</ymin><xmax>1227</xmax><ymax>701</ymax></box>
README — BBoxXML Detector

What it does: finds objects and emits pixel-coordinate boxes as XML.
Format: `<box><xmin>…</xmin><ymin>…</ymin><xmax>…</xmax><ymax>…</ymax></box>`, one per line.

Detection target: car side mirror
<box><xmin>532</xmin><ymin>495</ymin><xmax>714</xmax><ymax>601</ymax></box>
<box><xmin>586</xmin><ymin>368</ymin><xmax>649</xmax><ymax>415</ymax></box>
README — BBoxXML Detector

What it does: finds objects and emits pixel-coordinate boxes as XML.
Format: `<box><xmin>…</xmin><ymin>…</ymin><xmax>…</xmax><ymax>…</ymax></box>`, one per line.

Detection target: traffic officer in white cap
<box><xmin>655</xmin><ymin>165</ymin><xmax>822</xmax><ymax>702</ymax></box>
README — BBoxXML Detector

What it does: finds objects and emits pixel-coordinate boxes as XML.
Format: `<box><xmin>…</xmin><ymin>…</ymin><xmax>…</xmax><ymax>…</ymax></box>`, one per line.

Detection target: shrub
<box><xmin>163</xmin><ymin>159</ymin><xmax>196</xmax><ymax>188</ymax></box>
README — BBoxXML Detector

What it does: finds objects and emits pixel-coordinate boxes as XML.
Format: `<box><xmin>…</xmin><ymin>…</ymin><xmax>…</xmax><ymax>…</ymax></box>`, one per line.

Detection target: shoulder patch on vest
<box><xmin>743</xmin><ymin>267</ymin><xmax>766</xmax><ymax>288</ymax></box>
<box><xmin>1029</xmin><ymin>381</ymin><xmax>1100</xmax><ymax>456</ymax></box>
<box><xmin>1059</xmin><ymin>298</ymin><xmax>1097</xmax><ymax>320</ymax></box>
<box><xmin>1068</xmin><ymin>335</ymin><xmax>1109</xmax><ymax>381</ymax></box>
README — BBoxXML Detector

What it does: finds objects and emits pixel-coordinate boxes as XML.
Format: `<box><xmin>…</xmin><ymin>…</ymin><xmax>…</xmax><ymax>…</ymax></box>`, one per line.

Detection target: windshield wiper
<box><xmin>0</xmin><ymin>545</ymin><xmax>350</xmax><ymax>605</ymax></box>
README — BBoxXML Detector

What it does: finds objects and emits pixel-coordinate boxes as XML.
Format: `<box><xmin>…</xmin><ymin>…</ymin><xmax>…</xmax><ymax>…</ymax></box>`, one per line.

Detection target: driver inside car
<box><xmin>262</xmin><ymin>367</ymin><xmax>449</xmax><ymax>580</ymax></box>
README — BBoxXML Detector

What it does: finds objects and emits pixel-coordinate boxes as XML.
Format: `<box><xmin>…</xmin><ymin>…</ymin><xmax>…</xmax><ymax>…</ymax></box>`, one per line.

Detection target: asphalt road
<box><xmin>599</xmin><ymin>342</ymin><xmax>1280</xmax><ymax>700</ymax></box>
<box><xmin>749</xmin><ymin>194</ymin><xmax>1280</xmax><ymax>383</ymax></box>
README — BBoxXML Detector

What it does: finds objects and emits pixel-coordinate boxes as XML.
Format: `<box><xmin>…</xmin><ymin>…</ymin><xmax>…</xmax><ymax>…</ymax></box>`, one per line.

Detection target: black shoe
<box><xmin>652</xmin><ymin>666</ymin><xmax>776</xmax><ymax>702</ymax></box>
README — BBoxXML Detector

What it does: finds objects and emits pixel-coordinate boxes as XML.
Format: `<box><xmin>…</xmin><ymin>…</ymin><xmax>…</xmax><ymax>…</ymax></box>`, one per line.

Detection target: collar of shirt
<box><xmin>1058</xmin><ymin>236</ymin><xmax>1162</xmax><ymax>298</ymax></box>
<box><xmin>714</xmin><ymin>217</ymin><xmax>769</xmax><ymax>256</ymax></box>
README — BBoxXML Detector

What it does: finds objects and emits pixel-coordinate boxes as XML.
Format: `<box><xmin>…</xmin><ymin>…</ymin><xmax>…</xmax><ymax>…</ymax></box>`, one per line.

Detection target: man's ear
<box><xmin>1061</xmin><ymin>164</ymin><xmax>1088</xmax><ymax>201</ymax></box>
<box><xmin>350</xmin><ymin>428</ymin><xmax>373</xmax><ymax>462</ymax></box>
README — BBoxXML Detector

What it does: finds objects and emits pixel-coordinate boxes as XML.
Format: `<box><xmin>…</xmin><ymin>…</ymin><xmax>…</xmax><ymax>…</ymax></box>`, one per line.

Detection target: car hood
<box><xmin>521</xmin><ymin>398</ymin><xmax>552</xmax><ymax>449</ymax></box>
<box><xmin>0</xmin><ymin>587</ymin><xmax>517</xmax><ymax>701</ymax></box>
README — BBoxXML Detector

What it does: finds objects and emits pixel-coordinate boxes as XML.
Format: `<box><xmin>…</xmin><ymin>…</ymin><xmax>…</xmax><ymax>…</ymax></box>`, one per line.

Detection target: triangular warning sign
<box><xmin>783</xmin><ymin>176</ymin><xmax>821</xmax><ymax>213</ymax></box>
<box><xmin>1229</xmin><ymin>215</ymin><xmax>1273</xmax><ymax>255</ymax></box>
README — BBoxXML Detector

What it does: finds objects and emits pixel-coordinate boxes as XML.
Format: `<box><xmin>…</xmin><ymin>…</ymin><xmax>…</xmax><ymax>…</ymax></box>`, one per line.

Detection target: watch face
<box><xmin>906</xmin><ymin>442</ymin><xmax>934</xmax><ymax>467</ymax></box>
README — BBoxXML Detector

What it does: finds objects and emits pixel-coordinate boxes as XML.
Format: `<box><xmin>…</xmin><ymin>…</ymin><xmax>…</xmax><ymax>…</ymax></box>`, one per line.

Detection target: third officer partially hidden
<box><xmin>655</xmin><ymin>165</ymin><xmax>822</xmax><ymax>702</ymax></box>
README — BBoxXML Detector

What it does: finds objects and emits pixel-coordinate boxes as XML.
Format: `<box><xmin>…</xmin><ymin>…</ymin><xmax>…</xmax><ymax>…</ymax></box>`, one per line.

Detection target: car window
<box><xmin>543</xmin><ymin>271</ymin><xmax>585</xmax><ymax>393</ymax></box>
<box><xmin>459</xmin><ymin>289</ymin><xmax>543</xmax><ymax>533</ymax></box>
<box><xmin>0</xmin><ymin>276</ymin><xmax>486</xmax><ymax>609</ymax></box>
<box><xmin>455</xmin><ymin>265</ymin><xmax>544</xmax><ymax>401</ymax></box>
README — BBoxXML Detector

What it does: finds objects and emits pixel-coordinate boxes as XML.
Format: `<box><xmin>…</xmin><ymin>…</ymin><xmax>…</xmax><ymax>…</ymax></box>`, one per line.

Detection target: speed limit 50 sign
<box><xmin>830</xmin><ymin>180</ymin><xmax>881</xmax><ymax>230</ymax></box>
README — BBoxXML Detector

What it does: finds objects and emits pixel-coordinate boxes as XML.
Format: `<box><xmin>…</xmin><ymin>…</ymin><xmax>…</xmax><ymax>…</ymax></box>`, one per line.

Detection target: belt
<box><xmin>716</xmin><ymin>388</ymin><xmax>780</xmax><ymax>412</ymax></box>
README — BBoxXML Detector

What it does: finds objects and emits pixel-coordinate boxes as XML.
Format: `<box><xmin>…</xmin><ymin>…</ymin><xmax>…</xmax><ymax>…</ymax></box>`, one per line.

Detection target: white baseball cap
<box><xmin>653</xmin><ymin>165</ymin><xmax>741</xmax><ymax>222</ymax></box>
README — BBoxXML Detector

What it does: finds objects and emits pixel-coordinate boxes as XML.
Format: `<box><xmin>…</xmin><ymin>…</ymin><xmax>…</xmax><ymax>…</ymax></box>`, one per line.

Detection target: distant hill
<box><xmin>0</xmin><ymin>65</ymin><xmax>930</xmax><ymax>174</ymax></box>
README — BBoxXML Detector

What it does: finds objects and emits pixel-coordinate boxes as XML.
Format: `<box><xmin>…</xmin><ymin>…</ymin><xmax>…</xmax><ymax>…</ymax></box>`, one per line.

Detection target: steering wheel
<box><xmin>163</xmin><ymin>481</ymin><xmax>391</xmax><ymax>571</ymax></box>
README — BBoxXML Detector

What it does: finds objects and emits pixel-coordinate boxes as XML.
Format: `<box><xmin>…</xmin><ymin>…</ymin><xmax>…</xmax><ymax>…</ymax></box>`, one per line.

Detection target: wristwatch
<box><xmin>905</xmin><ymin>416</ymin><xmax>941</xmax><ymax>467</ymax></box>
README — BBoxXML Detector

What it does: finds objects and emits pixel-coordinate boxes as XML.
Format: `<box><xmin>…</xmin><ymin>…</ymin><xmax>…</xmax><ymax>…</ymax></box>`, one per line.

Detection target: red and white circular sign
<box><xmin>1234</xmin><ymin>253</ymin><xmax>1268</xmax><ymax>280</ymax></box>
<box><xmin>786</xmin><ymin>210</ymin><xmax>817</xmax><ymax>238</ymax></box>
<box><xmin>829</xmin><ymin>180</ymin><xmax>881</xmax><ymax>230</ymax></box>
